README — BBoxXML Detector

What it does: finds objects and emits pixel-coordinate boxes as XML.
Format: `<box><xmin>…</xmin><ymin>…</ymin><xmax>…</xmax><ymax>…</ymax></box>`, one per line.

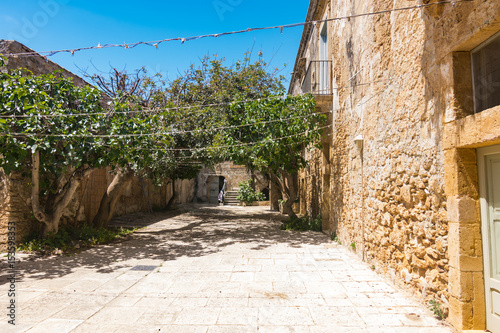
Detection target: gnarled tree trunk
<box><xmin>92</xmin><ymin>168</ymin><xmax>135</xmax><ymax>228</ymax></box>
<box><xmin>32</xmin><ymin>151</ymin><xmax>92</xmax><ymax>236</ymax></box>
<box><xmin>280</xmin><ymin>170</ymin><xmax>298</xmax><ymax>220</ymax></box>
<box><xmin>269</xmin><ymin>168</ymin><xmax>298</xmax><ymax>220</ymax></box>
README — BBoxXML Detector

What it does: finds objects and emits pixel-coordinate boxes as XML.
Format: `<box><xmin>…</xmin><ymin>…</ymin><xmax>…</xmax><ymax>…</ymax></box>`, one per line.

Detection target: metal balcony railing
<box><xmin>301</xmin><ymin>60</ymin><xmax>332</xmax><ymax>95</ymax></box>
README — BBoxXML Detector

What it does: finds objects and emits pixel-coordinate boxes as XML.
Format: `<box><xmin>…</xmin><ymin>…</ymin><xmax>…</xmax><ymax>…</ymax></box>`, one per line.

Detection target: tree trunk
<box><xmin>32</xmin><ymin>151</ymin><xmax>92</xmax><ymax>236</ymax></box>
<box><xmin>166</xmin><ymin>179</ymin><xmax>176</xmax><ymax>209</ymax></box>
<box><xmin>269</xmin><ymin>172</ymin><xmax>282</xmax><ymax>211</ymax></box>
<box><xmin>92</xmin><ymin>168</ymin><xmax>134</xmax><ymax>228</ymax></box>
<box><xmin>268</xmin><ymin>169</ymin><xmax>298</xmax><ymax>220</ymax></box>
<box><xmin>32</xmin><ymin>150</ymin><xmax>48</xmax><ymax>225</ymax></box>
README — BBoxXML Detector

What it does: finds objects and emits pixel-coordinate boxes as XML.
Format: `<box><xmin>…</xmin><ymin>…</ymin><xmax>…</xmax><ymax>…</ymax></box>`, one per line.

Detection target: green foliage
<box><xmin>166</xmin><ymin>53</ymin><xmax>286</xmax><ymax>166</ymax></box>
<box><xmin>18</xmin><ymin>224</ymin><xmax>135</xmax><ymax>255</ymax></box>
<box><xmin>216</xmin><ymin>93</ymin><xmax>327</xmax><ymax>218</ymax></box>
<box><xmin>429</xmin><ymin>299</ymin><xmax>446</xmax><ymax>320</ymax></box>
<box><xmin>0</xmin><ymin>52</ymin><xmax>301</xmax><ymax>235</ymax></box>
<box><xmin>0</xmin><ymin>66</ymin><xmax>204</xmax><ymax>232</ymax></box>
<box><xmin>0</xmin><ymin>69</ymin><xmax>110</xmax><ymax>178</ymax></box>
<box><xmin>236</xmin><ymin>180</ymin><xmax>266</xmax><ymax>204</ymax></box>
<box><xmin>218</xmin><ymin>95</ymin><xmax>325</xmax><ymax>174</ymax></box>
<box><xmin>280</xmin><ymin>215</ymin><xmax>322</xmax><ymax>232</ymax></box>
<box><xmin>87</xmin><ymin>67</ymin><xmax>204</xmax><ymax>184</ymax></box>
<box><xmin>331</xmin><ymin>232</ymin><xmax>339</xmax><ymax>243</ymax></box>
<box><xmin>350</xmin><ymin>242</ymin><xmax>356</xmax><ymax>250</ymax></box>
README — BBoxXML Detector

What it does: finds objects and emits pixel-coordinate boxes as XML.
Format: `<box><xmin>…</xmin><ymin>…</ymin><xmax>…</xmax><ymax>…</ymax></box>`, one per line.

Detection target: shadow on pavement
<box><xmin>0</xmin><ymin>204</ymin><xmax>329</xmax><ymax>286</ymax></box>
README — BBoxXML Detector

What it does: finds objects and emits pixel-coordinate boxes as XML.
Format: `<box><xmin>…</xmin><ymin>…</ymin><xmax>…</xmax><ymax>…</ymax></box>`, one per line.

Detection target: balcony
<box><xmin>301</xmin><ymin>60</ymin><xmax>332</xmax><ymax>95</ymax></box>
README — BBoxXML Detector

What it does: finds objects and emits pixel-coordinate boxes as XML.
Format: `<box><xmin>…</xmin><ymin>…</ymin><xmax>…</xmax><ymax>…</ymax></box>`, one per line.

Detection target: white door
<box><xmin>479</xmin><ymin>145</ymin><xmax>500</xmax><ymax>332</ymax></box>
<box><xmin>209</xmin><ymin>177</ymin><xmax>220</xmax><ymax>204</ymax></box>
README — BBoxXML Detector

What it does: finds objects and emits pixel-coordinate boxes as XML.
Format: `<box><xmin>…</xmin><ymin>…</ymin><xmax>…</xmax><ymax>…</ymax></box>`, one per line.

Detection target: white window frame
<box><xmin>319</xmin><ymin>19</ymin><xmax>329</xmax><ymax>94</ymax></box>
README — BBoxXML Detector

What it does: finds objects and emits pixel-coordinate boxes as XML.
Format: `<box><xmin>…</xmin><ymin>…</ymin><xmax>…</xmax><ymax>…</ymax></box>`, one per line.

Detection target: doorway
<box><xmin>209</xmin><ymin>176</ymin><xmax>226</xmax><ymax>204</ymax></box>
<box><xmin>479</xmin><ymin>144</ymin><xmax>500</xmax><ymax>332</ymax></box>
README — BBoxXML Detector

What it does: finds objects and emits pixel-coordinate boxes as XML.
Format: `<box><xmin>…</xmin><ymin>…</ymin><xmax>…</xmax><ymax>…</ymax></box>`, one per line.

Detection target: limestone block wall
<box><xmin>326</xmin><ymin>1</ymin><xmax>450</xmax><ymax>305</ymax></box>
<box><xmin>299</xmin><ymin>148</ymin><xmax>323</xmax><ymax>219</ymax></box>
<box><xmin>420</xmin><ymin>0</ymin><xmax>500</xmax><ymax>329</ymax></box>
<box><xmin>292</xmin><ymin>0</ymin><xmax>451</xmax><ymax>312</ymax></box>
<box><xmin>0</xmin><ymin>171</ymin><xmax>33</xmax><ymax>252</ymax></box>
<box><xmin>291</xmin><ymin>0</ymin><xmax>500</xmax><ymax>329</ymax></box>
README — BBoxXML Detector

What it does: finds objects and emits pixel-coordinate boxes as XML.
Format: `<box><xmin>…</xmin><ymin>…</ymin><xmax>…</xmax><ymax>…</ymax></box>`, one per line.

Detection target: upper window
<box><xmin>319</xmin><ymin>21</ymin><xmax>329</xmax><ymax>94</ymax></box>
<box><xmin>472</xmin><ymin>32</ymin><xmax>500</xmax><ymax>113</ymax></box>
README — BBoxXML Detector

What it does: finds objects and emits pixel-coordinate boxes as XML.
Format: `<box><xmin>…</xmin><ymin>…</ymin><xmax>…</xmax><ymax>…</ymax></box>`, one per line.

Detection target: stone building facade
<box><xmin>0</xmin><ymin>40</ymin><xmax>195</xmax><ymax>252</ymax></box>
<box><xmin>195</xmin><ymin>162</ymin><xmax>269</xmax><ymax>204</ymax></box>
<box><xmin>290</xmin><ymin>0</ymin><xmax>500</xmax><ymax>331</ymax></box>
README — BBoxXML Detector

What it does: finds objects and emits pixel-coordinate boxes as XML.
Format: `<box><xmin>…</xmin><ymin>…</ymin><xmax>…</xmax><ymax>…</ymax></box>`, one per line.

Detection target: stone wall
<box><xmin>0</xmin><ymin>167</ymin><xmax>195</xmax><ymax>252</ymax></box>
<box><xmin>0</xmin><ymin>171</ymin><xmax>34</xmax><ymax>252</ymax></box>
<box><xmin>195</xmin><ymin>162</ymin><xmax>269</xmax><ymax>203</ymax></box>
<box><xmin>290</xmin><ymin>0</ymin><xmax>500</xmax><ymax>329</ymax></box>
<box><xmin>290</xmin><ymin>0</ymin><xmax>451</xmax><ymax>318</ymax></box>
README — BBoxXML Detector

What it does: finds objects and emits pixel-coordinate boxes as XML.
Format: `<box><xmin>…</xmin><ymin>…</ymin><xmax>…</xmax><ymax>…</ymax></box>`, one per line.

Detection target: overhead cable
<box><xmin>0</xmin><ymin>1</ymin><xmax>470</xmax><ymax>59</ymax></box>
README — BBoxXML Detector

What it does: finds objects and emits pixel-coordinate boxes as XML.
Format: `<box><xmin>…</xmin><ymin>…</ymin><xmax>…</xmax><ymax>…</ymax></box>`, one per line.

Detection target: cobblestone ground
<box><xmin>0</xmin><ymin>205</ymin><xmax>456</xmax><ymax>332</ymax></box>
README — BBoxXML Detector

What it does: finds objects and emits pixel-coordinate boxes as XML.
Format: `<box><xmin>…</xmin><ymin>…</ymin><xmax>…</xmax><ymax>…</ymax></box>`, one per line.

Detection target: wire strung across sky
<box><xmin>0</xmin><ymin>77</ymin><xmax>393</xmax><ymax>120</ymax></box>
<box><xmin>3</xmin><ymin>110</ymin><xmax>332</xmax><ymax>139</ymax></box>
<box><xmin>105</xmin><ymin>124</ymin><xmax>334</xmax><ymax>153</ymax></box>
<box><xmin>0</xmin><ymin>77</ymin><xmax>397</xmax><ymax>140</ymax></box>
<box><xmin>0</xmin><ymin>94</ymin><xmax>291</xmax><ymax>119</ymax></box>
<box><xmin>52</xmin><ymin>81</ymin><xmax>394</xmax><ymax>161</ymax></box>
<box><xmin>0</xmin><ymin>0</ymin><xmax>471</xmax><ymax>59</ymax></box>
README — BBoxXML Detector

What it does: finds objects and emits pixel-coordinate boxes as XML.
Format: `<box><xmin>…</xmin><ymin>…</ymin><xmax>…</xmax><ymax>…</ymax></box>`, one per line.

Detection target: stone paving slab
<box><xmin>0</xmin><ymin>204</ymin><xmax>456</xmax><ymax>332</ymax></box>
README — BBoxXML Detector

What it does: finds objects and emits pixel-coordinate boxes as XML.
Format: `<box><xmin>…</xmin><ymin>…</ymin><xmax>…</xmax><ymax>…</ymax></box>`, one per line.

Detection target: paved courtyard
<box><xmin>0</xmin><ymin>205</ymin><xmax>455</xmax><ymax>332</ymax></box>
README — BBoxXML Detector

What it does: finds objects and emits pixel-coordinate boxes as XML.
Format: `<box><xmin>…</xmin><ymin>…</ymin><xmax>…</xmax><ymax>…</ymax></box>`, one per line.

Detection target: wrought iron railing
<box><xmin>301</xmin><ymin>60</ymin><xmax>332</xmax><ymax>95</ymax></box>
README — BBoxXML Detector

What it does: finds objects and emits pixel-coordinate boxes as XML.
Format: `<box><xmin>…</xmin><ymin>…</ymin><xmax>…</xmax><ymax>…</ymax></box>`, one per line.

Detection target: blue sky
<box><xmin>0</xmin><ymin>0</ymin><xmax>309</xmax><ymax>85</ymax></box>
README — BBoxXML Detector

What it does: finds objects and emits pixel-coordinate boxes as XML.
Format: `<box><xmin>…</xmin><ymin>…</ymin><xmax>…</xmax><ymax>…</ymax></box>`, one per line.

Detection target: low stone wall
<box><xmin>0</xmin><ymin>168</ymin><xmax>195</xmax><ymax>252</ymax></box>
<box><xmin>0</xmin><ymin>171</ymin><xmax>33</xmax><ymax>252</ymax></box>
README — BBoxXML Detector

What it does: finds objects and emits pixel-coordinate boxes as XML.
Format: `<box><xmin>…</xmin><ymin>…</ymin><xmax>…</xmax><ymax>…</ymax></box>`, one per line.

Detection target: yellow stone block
<box><xmin>449</xmin><ymin>296</ymin><xmax>474</xmax><ymax>330</ymax></box>
<box><xmin>461</xmin><ymin>255</ymin><xmax>484</xmax><ymax>272</ymax></box>
<box><xmin>472</xmin><ymin>272</ymin><xmax>486</xmax><ymax>329</ymax></box>
<box><xmin>443</xmin><ymin>125</ymin><xmax>458</xmax><ymax>150</ymax></box>
<box><xmin>449</xmin><ymin>270</ymin><xmax>473</xmax><ymax>301</ymax></box>
<box><xmin>444</xmin><ymin>149</ymin><xmax>479</xmax><ymax>198</ymax></box>
<box><xmin>448</xmin><ymin>221</ymin><xmax>479</xmax><ymax>260</ymax></box>
<box><xmin>447</xmin><ymin>196</ymin><xmax>479</xmax><ymax>224</ymax></box>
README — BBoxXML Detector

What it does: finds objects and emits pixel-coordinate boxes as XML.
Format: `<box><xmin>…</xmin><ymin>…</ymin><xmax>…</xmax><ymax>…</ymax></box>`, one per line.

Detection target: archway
<box><xmin>261</xmin><ymin>188</ymin><xmax>270</xmax><ymax>201</ymax></box>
